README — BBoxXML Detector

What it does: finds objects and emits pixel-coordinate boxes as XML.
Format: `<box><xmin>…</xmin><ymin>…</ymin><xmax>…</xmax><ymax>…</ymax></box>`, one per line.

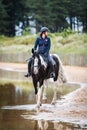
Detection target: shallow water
<box><xmin>0</xmin><ymin>109</ymin><xmax>85</xmax><ymax>130</ymax></box>
<box><xmin>0</xmin><ymin>81</ymin><xmax>86</xmax><ymax>130</ymax></box>
<box><xmin>0</xmin><ymin>68</ymin><xmax>87</xmax><ymax>130</ymax></box>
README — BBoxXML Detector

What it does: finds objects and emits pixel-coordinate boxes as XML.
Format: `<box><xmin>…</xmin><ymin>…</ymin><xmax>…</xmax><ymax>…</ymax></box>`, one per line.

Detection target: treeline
<box><xmin>0</xmin><ymin>0</ymin><xmax>87</xmax><ymax>36</ymax></box>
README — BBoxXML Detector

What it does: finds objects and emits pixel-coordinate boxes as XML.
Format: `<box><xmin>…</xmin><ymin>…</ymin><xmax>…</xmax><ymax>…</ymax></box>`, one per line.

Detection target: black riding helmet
<box><xmin>40</xmin><ymin>27</ymin><xmax>49</xmax><ymax>33</ymax></box>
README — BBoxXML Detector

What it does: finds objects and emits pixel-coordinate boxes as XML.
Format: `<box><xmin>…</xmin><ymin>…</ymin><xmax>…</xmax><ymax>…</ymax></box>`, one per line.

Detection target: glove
<box><xmin>32</xmin><ymin>48</ymin><xmax>37</xmax><ymax>54</ymax></box>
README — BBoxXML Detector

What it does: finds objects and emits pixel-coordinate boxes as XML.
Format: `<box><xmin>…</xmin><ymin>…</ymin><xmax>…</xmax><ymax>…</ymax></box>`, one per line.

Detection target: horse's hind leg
<box><xmin>33</xmin><ymin>80</ymin><xmax>39</xmax><ymax>107</ymax></box>
<box><xmin>42</xmin><ymin>80</ymin><xmax>48</xmax><ymax>103</ymax></box>
<box><xmin>51</xmin><ymin>81</ymin><xmax>57</xmax><ymax>105</ymax></box>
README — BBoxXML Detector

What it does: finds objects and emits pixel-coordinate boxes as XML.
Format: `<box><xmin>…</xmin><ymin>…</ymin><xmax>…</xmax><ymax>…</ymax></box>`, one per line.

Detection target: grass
<box><xmin>51</xmin><ymin>33</ymin><xmax>87</xmax><ymax>54</ymax></box>
<box><xmin>0</xmin><ymin>35</ymin><xmax>36</xmax><ymax>46</ymax></box>
<box><xmin>0</xmin><ymin>32</ymin><xmax>87</xmax><ymax>54</ymax></box>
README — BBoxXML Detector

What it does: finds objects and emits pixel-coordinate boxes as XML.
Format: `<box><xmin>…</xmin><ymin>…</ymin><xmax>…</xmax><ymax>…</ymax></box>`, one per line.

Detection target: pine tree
<box><xmin>2</xmin><ymin>0</ymin><xmax>30</xmax><ymax>36</ymax></box>
<box><xmin>80</xmin><ymin>0</ymin><xmax>87</xmax><ymax>32</ymax></box>
<box><xmin>0</xmin><ymin>0</ymin><xmax>87</xmax><ymax>36</ymax></box>
<box><xmin>0</xmin><ymin>0</ymin><xmax>8</xmax><ymax>35</ymax></box>
<box><xmin>47</xmin><ymin>0</ymin><xmax>68</xmax><ymax>32</ymax></box>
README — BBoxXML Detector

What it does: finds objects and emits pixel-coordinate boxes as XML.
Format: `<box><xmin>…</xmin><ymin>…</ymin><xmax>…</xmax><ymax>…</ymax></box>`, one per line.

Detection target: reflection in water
<box><xmin>0</xmin><ymin>82</ymin><xmax>85</xmax><ymax>130</ymax></box>
<box><xmin>15</xmin><ymin>86</ymin><xmax>23</xmax><ymax>102</ymax></box>
<box><xmin>35</xmin><ymin>120</ymin><xmax>83</xmax><ymax>130</ymax></box>
<box><xmin>38</xmin><ymin>120</ymin><xmax>48</xmax><ymax>130</ymax></box>
<box><xmin>0</xmin><ymin>83</ymin><xmax>35</xmax><ymax>107</ymax></box>
<box><xmin>0</xmin><ymin>83</ymin><xmax>15</xmax><ymax>106</ymax></box>
<box><xmin>37</xmin><ymin>120</ymin><xmax>84</xmax><ymax>130</ymax></box>
<box><xmin>0</xmin><ymin>110</ymin><xmax>36</xmax><ymax>130</ymax></box>
<box><xmin>0</xmin><ymin>109</ymin><xmax>85</xmax><ymax>130</ymax></box>
<box><xmin>0</xmin><ymin>81</ymin><xmax>79</xmax><ymax>107</ymax></box>
<box><xmin>54</xmin><ymin>122</ymin><xmax>72</xmax><ymax>130</ymax></box>
<box><xmin>15</xmin><ymin>86</ymin><xmax>22</xmax><ymax>96</ymax></box>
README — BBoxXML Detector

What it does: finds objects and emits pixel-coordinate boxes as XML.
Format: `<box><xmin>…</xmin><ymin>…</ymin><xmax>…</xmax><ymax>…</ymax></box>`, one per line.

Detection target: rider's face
<box><xmin>42</xmin><ymin>33</ymin><xmax>45</xmax><ymax>39</ymax></box>
<box><xmin>45</xmin><ymin>31</ymin><xmax>48</xmax><ymax>36</ymax></box>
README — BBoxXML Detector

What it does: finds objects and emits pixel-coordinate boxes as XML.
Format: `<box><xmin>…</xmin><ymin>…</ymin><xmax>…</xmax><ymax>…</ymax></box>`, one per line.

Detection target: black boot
<box><xmin>50</xmin><ymin>72</ymin><xmax>55</xmax><ymax>78</ymax></box>
<box><xmin>25</xmin><ymin>58</ymin><xmax>32</xmax><ymax>78</ymax></box>
<box><xmin>24</xmin><ymin>73</ymin><xmax>31</xmax><ymax>78</ymax></box>
<box><xmin>49</xmin><ymin>62</ymin><xmax>55</xmax><ymax>78</ymax></box>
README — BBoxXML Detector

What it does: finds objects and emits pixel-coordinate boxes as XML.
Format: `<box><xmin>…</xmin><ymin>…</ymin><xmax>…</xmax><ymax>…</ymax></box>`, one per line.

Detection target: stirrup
<box><xmin>24</xmin><ymin>73</ymin><xmax>31</xmax><ymax>78</ymax></box>
<box><xmin>50</xmin><ymin>72</ymin><xmax>55</xmax><ymax>78</ymax></box>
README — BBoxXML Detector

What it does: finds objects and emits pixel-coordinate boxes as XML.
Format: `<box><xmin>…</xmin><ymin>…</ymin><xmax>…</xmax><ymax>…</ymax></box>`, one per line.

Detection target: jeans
<box><xmin>44</xmin><ymin>53</ymin><xmax>54</xmax><ymax>73</ymax></box>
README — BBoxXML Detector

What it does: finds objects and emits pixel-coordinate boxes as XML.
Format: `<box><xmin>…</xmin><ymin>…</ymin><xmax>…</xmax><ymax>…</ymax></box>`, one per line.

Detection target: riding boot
<box><xmin>50</xmin><ymin>71</ymin><xmax>55</xmax><ymax>78</ymax></box>
<box><xmin>24</xmin><ymin>72</ymin><xmax>31</xmax><ymax>78</ymax></box>
<box><xmin>24</xmin><ymin>59</ymin><xmax>32</xmax><ymax>78</ymax></box>
<box><xmin>49</xmin><ymin>62</ymin><xmax>55</xmax><ymax>78</ymax></box>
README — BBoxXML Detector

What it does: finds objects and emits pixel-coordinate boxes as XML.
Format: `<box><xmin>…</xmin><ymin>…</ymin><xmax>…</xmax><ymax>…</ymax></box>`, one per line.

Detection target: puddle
<box><xmin>1</xmin><ymin>109</ymin><xmax>85</xmax><ymax>130</ymax></box>
<box><xmin>0</xmin><ymin>81</ymin><xmax>87</xmax><ymax>130</ymax></box>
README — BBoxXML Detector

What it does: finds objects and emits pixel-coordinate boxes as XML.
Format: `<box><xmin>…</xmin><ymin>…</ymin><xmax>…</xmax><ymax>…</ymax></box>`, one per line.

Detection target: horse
<box><xmin>30</xmin><ymin>49</ymin><xmax>59</xmax><ymax>108</ymax></box>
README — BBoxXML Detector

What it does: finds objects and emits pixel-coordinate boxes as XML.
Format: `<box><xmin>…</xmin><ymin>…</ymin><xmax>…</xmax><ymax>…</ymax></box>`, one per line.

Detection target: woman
<box><xmin>25</xmin><ymin>27</ymin><xmax>55</xmax><ymax>78</ymax></box>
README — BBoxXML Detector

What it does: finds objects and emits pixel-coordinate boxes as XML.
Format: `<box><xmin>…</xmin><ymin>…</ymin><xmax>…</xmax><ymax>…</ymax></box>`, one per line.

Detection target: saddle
<box><xmin>41</xmin><ymin>54</ymin><xmax>55</xmax><ymax>76</ymax></box>
<box><xmin>41</xmin><ymin>55</ymin><xmax>48</xmax><ymax>63</ymax></box>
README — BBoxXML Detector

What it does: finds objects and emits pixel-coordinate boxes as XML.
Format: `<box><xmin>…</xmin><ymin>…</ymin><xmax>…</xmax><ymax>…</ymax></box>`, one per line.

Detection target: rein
<box><xmin>32</xmin><ymin>64</ymin><xmax>40</xmax><ymax>70</ymax></box>
<box><xmin>32</xmin><ymin>52</ymin><xmax>47</xmax><ymax>71</ymax></box>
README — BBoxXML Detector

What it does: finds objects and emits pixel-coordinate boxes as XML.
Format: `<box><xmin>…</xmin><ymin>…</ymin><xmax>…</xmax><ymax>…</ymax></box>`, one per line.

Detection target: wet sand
<box><xmin>64</xmin><ymin>65</ymin><xmax>87</xmax><ymax>84</ymax></box>
<box><xmin>29</xmin><ymin>84</ymin><xmax>87</xmax><ymax>126</ymax></box>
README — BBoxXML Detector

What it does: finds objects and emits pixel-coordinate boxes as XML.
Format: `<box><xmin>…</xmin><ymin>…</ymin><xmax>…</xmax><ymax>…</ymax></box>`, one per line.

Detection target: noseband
<box><xmin>33</xmin><ymin>65</ymin><xmax>40</xmax><ymax>68</ymax></box>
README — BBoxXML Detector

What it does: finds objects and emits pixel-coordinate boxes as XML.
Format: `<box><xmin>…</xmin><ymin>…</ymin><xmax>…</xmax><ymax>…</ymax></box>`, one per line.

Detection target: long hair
<box><xmin>40</xmin><ymin>31</ymin><xmax>46</xmax><ymax>38</ymax></box>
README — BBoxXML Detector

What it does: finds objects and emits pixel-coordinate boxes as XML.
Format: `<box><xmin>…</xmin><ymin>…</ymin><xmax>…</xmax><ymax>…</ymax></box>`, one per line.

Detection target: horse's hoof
<box><xmin>51</xmin><ymin>101</ymin><xmax>56</xmax><ymax>105</ymax></box>
<box><xmin>36</xmin><ymin>105</ymin><xmax>40</xmax><ymax>109</ymax></box>
<box><xmin>36</xmin><ymin>103</ymin><xmax>41</xmax><ymax>109</ymax></box>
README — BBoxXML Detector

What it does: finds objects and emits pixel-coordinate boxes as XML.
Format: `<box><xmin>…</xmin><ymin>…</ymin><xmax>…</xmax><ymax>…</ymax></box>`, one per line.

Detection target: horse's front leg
<box><xmin>37</xmin><ymin>80</ymin><xmax>43</xmax><ymax>108</ymax></box>
<box><xmin>33</xmin><ymin>79</ymin><xmax>38</xmax><ymax>105</ymax></box>
<box><xmin>37</xmin><ymin>86</ymin><xmax>43</xmax><ymax>108</ymax></box>
<box><xmin>51</xmin><ymin>81</ymin><xmax>57</xmax><ymax>105</ymax></box>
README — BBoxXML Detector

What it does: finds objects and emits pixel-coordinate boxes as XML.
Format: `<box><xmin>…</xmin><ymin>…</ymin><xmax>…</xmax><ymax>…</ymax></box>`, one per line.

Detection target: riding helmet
<box><xmin>40</xmin><ymin>27</ymin><xmax>49</xmax><ymax>33</ymax></box>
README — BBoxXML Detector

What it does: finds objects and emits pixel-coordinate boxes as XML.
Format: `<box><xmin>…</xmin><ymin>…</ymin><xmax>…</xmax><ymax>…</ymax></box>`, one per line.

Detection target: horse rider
<box><xmin>25</xmin><ymin>26</ymin><xmax>55</xmax><ymax>78</ymax></box>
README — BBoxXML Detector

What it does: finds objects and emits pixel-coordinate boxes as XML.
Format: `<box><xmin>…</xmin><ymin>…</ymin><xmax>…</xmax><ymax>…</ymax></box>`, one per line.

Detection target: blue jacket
<box><xmin>34</xmin><ymin>36</ymin><xmax>51</xmax><ymax>55</ymax></box>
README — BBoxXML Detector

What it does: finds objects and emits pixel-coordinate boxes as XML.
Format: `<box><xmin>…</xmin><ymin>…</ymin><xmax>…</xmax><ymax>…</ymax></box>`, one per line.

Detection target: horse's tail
<box><xmin>56</xmin><ymin>55</ymin><xmax>68</xmax><ymax>83</ymax></box>
<box><xmin>52</xmin><ymin>54</ymin><xmax>68</xmax><ymax>83</ymax></box>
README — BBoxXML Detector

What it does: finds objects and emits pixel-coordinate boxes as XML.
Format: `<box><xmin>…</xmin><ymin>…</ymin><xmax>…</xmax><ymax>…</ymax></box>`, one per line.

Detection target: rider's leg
<box><xmin>25</xmin><ymin>58</ymin><xmax>32</xmax><ymax>78</ymax></box>
<box><xmin>47</xmin><ymin>54</ymin><xmax>55</xmax><ymax>78</ymax></box>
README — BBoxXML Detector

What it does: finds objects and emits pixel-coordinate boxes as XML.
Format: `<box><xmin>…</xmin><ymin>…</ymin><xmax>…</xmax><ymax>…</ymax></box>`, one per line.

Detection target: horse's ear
<box><xmin>32</xmin><ymin>48</ymin><xmax>34</xmax><ymax>54</ymax></box>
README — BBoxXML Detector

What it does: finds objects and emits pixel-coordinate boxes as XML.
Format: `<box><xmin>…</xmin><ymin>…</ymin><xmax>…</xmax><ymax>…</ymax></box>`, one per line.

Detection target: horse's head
<box><xmin>31</xmin><ymin>48</ymin><xmax>47</xmax><ymax>75</ymax></box>
<box><xmin>31</xmin><ymin>49</ymin><xmax>41</xmax><ymax>75</ymax></box>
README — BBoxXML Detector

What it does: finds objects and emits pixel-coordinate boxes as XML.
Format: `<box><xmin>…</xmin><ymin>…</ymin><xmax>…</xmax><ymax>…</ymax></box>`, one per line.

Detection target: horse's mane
<box><xmin>39</xmin><ymin>55</ymin><xmax>47</xmax><ymax>69</ymax></box>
